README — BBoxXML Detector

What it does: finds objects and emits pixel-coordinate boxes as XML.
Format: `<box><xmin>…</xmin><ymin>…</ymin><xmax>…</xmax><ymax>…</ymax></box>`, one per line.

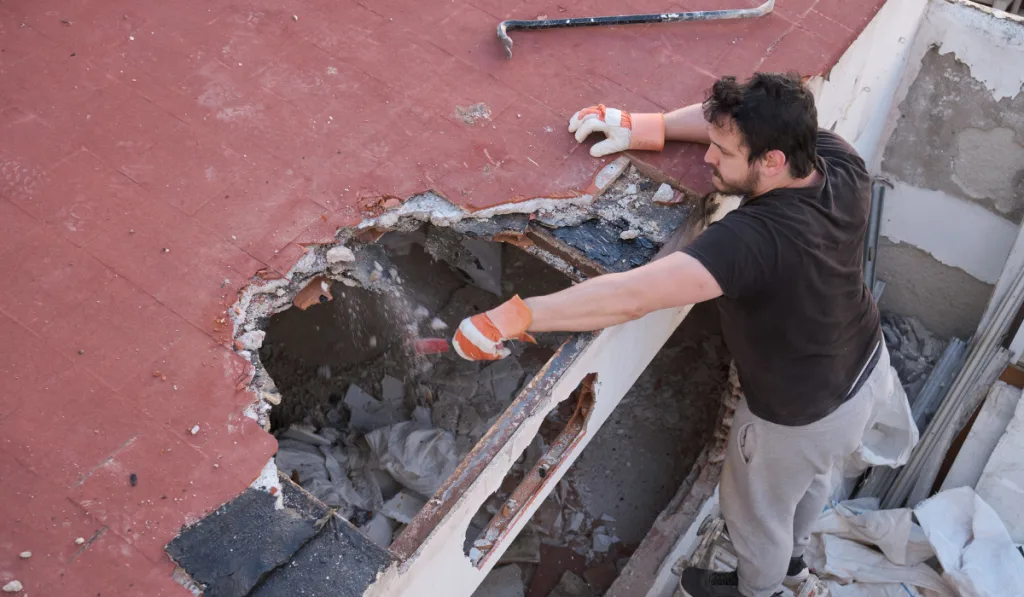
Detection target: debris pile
<box><xmin>270</xmin><ymin>343</ymin><xmax>540</xmax><ymax>547</ymax></box>
<box><xmin>264</xmin><ymin>233</ymin><xmax>579</xmax><ymax>547</ymax></box>
<box><xmin>881</xmin><ymin>312</ymin><xmax>948</xmax><ymax>403</ymax></box>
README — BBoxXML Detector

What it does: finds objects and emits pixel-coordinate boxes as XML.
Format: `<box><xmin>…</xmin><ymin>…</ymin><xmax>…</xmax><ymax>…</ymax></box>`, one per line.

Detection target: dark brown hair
<box><xmin>703</xmin><ymin>72</ymin><xmax>818</xmax><ymax>178</ymax></box>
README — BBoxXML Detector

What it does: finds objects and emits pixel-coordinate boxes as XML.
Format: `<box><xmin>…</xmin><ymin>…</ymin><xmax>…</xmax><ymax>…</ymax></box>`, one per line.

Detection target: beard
<box><xmin>711</xmin><ymin>166</ymin><xmax>760</xmax><ymax>196</ymax></box>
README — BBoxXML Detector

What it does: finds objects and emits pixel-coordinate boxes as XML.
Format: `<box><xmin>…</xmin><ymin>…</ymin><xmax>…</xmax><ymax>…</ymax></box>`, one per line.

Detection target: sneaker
<box><xmin>679</xmin><ymin>568</ymin><xmax>743</xmax><ymax>597</ymax></box>
<box><xmin>785</xmin><ymin>555</ymin><xmax>810</xmax><ymax>584</ymax></box>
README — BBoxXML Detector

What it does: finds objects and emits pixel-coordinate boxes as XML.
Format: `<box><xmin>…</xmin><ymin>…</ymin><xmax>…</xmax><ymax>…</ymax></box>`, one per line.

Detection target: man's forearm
<box><xmin>524</xmin><ymin>272</ymin><xmax>644</xmax><ymax>333</ymax></box>
<box><xmin>523</xmin><ymin>253</ymin><xmax>723</xmax><ymax>333</ymax></box>
<box><xmin>664</xmin><ymin>103</ymin><xmax>710</xmax><ymax>145</ymax></box>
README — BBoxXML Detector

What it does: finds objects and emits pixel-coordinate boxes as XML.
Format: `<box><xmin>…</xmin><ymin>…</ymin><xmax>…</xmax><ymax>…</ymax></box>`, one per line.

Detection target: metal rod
<box><xmin>497</xmin><ymin>0</ymin><xmax>775</xmax><ymax>59</ymax></box>
<box><xmin>864</xmin><ymin>180</ymin><xmax>885</xmax><ymax>289</ymax></box>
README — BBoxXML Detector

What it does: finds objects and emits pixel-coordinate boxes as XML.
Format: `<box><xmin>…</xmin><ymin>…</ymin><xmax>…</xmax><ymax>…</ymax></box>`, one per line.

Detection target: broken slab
<box><xmin>381</xmin><ymin>490</ymin><xmax>427</xmax><ymax>525</ymax></box>
<box><xmin>941</xmin><ymin>381</ymin><xmax>1021</xmax><ymax>492</ymax></box>
<box><xmin>974</xmin><ymin>393</ymin><xmax>1024</xmax><ymax>543</ymax></box>
<box><xmin>282</xmin><ymin>424</ymin><xmax>333</xmax><ymax>447</ymax></box>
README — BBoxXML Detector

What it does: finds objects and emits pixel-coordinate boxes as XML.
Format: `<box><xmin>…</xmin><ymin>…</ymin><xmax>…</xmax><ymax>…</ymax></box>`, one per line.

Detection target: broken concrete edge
<box><xmin>358</xmin><ymin>157</ymin><xmax>632</xmax><ymax>233</ymax></box>
<box><xmin>225</xmin><ymin>155</ymin><xmax>642</xmax><ymax>436</ymax></box>
<box><xmin>216</xmin><ymin>163</ymin><xmax>635</xmax><ymax>502</ymax></box>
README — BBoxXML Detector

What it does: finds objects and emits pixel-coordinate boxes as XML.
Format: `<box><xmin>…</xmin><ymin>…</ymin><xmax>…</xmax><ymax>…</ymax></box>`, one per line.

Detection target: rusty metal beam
<box><xmin>469</xmin><ymin>374</ymin><xmax>598</xmax><ymax>568</ymax></box>
<box><xmin>388</xmin><ymin>334</ymin><xmax>595</xmax><ymax>560</ymax></box>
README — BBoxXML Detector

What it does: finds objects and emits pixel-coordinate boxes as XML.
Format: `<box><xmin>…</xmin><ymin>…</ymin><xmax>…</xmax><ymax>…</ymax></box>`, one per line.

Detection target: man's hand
<box><xmin>453</xmin><ymin>295</ymin><xmax>535</xmax><ymax>361</ymax></box>
<box><xmin>568</xmin><ymin>105</ymin><xmax>665</xmax><ymax>157</ymax></box>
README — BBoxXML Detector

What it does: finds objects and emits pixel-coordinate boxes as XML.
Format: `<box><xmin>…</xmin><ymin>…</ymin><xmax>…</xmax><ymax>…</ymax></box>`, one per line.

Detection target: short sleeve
<box><xmin>681</xmin><ymin>209</ymin><xmax>777</xmax><ymax>299</ymax></box>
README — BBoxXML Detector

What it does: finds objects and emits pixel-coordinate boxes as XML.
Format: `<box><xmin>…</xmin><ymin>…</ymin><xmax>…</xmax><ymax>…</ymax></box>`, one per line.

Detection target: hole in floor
<box><xmin>469</xmin><ymin>302</ymin><xmax>731</xmax><ymax>596</ymax></box>
<box><xmin>260</xmin><ymin>224</ymin><xmax>574</xmax><ymax>546</ymax></box>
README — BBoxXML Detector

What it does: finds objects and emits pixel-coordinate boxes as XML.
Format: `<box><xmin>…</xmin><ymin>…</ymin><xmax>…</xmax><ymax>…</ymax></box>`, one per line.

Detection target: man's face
<box><xmin>704</xmin><ymin>119</ymin><xmax>761</xmax><ymax>196</ymax></box>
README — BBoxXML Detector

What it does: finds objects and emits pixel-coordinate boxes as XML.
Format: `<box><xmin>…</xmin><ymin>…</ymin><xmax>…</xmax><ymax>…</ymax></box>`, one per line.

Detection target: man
<box><xmin>451</xmin><ymin>73</ymin><xmax>891</xmax><ymax>597</ymax></box>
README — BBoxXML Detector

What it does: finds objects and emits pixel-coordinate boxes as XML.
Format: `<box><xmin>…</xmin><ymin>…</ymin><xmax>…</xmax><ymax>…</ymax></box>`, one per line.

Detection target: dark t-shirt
<box><xmin>683</xmin><ymin>130</ymin><xmax>881</xmax><ymax>426</ymax></box>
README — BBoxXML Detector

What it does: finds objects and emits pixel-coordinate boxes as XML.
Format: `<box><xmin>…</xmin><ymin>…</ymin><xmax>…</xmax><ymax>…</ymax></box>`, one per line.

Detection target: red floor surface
<box><xmin>0</xmin><ymin>0</ymin><xmax>883</xmax><ymax>594</ymax></box>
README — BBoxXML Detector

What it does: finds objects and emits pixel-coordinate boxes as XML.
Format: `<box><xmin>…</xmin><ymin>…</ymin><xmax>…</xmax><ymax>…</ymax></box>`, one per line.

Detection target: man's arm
<box><xmin>525</xmin><ymin>252</ymin><xmax>721</xmax><ymax>332</ymax></box>
<box><xmin>451</xmin><ymin>253</ymin><xmax>723</xmax><ymax>360</ymax></box>
<box><xmin>664</xmin><ymin>103</ymin><xmax>711</xmax><ymax>145</ymax></box>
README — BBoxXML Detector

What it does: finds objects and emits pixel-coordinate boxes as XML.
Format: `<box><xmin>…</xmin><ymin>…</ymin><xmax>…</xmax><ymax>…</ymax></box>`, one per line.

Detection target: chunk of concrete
<box><xmin>2</xmin><ymin>581</ymin><xmax>23</xmax><ymax>593</ymax></box>
<box><xmin>320</xmin><ymin>446</ymin><xmax>346</xmax><ymax>484</ymax></box>
<box><xmin>381</xmin><ymin>490</ymin><xmax>427</xmax><ymax>525</ymax></box>
<box><xmin>651</xmin><ymin>182</ymin><xmax>677</xmax><ymax>205</ymax></box>
<box><xmin>282</xmin><ymin>424</ymin><xmax>332</xmax><ymax>447</ymax></box>
<box><xmin>381</xmin><ymin>375</ymin><xmax>405</xmax><ymax>404</ymax></box>
<box><xmin>459</xmin><ymin>237</ymin><xmax>503</xmax><ymax>296</ymax></box>
<box><xmin>345</xmin><ymin>384</ymin><xmax>401</xmax><ymax>433</ymax></box>
<box><xmin>235</xmin><ymin>330</ymin><xmax>266</xmax><ymax>351</ymax></box>
<box><xmin>591</xmin><ymin>527</ymin><xmax>618</xmax><ymax>553</ymax></box>
<box><xmin>326</xmin><ymin>246</ymin><xmax>355</xmax><ymax>263</ymax></box>
<box><xmin>361</xmin><ymin>514</ymin><xmax>395</xmax><ymax>549</ymax></box>
<box><xmin>471</xmin><ymin>565</ymin><xmax>525</xmax><ymax>597</ymax></box>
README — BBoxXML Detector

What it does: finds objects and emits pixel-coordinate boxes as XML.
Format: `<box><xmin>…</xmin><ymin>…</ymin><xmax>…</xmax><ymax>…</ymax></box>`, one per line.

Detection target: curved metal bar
<box><xmin>498</xmin><ymin>0</ymin><xmax>775</xmax><ymax>59</ymax></box>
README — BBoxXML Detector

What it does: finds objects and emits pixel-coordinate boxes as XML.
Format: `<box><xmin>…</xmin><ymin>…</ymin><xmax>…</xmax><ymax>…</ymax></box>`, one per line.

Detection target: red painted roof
<box><xmin>0</xmin><ymin>0</ymin><xmax>883</xmax><ymax>593</ymax></box>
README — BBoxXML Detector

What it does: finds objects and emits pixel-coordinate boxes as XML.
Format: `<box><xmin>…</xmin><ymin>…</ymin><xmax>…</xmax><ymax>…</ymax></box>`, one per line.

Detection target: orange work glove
<box><xmin>568</xmin><ymin>104</ymin><xmax>665</xmax><ymax>157</ymax></box>
<box><xmin>453</xmin><ymin>295</ymin><xmax>535</xmax><ymax>361</ymax></box>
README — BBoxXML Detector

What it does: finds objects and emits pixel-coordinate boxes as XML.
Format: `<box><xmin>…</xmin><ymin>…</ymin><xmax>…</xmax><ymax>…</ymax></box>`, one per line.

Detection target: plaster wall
<box><xmin>873</xmin><ymin>0</ymin><xmax>1024</xmax><ymax>336</ymax></box>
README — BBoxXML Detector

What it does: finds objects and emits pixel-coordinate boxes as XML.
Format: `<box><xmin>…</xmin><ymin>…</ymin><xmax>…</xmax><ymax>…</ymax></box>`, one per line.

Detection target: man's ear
<box><xmin>761</xmin><ymin>149</ymin><xmax>788</xmax><ymax>177</ymax></box>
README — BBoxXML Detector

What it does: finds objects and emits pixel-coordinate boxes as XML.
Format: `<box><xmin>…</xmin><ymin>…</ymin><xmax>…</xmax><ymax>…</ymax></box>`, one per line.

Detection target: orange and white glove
<box><xmin>453</xmin><ymin>295</ymin><xmax>535</xmax><ymax>361</ymax></box>
<box><xmin>568</xmin><ymin>104</ymin><xmax>665</xmax><ymax>157</ymax></box>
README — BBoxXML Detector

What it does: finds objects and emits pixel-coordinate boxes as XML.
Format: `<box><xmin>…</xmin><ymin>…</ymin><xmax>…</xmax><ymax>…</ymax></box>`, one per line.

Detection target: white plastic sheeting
<box><xmin>365</xmin><ymin>421</ymin><xmax>459</xmax><ymax>497</ymax></box>
<box><xmin>808</xmin><ymin>489</ymin><xmax>1024</xmax><ymax>597</ymax></box>
<box><xmin>807</xmin><ymin>499</ymin><xmax>953</xmax><ymax>597</ymax></box>
<box><xmin>915</xmin><ymin>487</ymin><xmax>1024</xmax><ymax>597</ymax></box>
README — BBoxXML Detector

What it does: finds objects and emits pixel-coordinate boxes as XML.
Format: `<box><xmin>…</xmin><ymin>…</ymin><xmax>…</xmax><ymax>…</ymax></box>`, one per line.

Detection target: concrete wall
<box><xmin>872</xmin><ymin>0</ymin><xmax>1024</xmax><ymax>339</ymax></box>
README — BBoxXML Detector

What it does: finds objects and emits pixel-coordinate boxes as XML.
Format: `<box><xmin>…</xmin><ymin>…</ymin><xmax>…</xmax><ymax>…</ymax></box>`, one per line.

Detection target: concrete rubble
<box><xmin>881</xmin><ymin>312</ymin><xmax>948</xmax><ymax>405</ymax></box>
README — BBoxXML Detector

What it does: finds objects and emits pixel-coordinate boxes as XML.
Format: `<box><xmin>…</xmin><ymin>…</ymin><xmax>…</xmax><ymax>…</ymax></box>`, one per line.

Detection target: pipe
<box><xmin>864</xmin><ymin>180</ymin><xmax>885</xmax><ymax>290</ymax></box>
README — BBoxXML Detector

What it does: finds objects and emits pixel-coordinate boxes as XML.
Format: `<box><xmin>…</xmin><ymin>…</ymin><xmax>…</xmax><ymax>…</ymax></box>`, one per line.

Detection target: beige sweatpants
<box><xmin>720</xmin><ymin>345</ymin><xmax>893</xmax><ymax>597</ymax></box>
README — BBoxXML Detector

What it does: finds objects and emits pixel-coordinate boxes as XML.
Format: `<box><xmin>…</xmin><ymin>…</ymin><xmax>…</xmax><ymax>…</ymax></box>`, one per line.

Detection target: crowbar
<box><xmin>497</xmin><ymin>0</ymin><xmax>775</xmax><ymax>59</ymax></box>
